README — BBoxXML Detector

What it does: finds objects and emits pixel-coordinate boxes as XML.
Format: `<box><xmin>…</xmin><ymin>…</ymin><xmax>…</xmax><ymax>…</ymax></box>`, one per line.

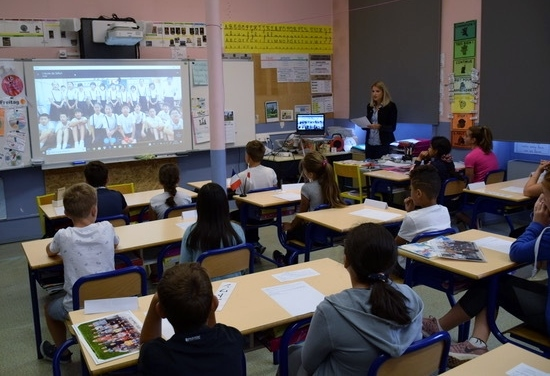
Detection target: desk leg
<box><xmin>487</xmin><ymin>275</ymin><xmax>508</xmax><ymax>344</ymax></box>
<box><xmin>29</xmin><ymin>266</ymin><xmax>43</xmax><ymax>359</ymax></box>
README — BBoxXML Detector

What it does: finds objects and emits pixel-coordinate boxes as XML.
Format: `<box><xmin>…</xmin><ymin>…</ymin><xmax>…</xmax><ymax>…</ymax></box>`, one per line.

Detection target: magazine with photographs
<box><xmin>73</xmin><ymin>311</ymin><xmax>142</xmax><ymax>364</ymax></box>
<box><xmin>400</xmin><ymin>236</ymin><xmax>486</xmax><ymax>262</ymax></box>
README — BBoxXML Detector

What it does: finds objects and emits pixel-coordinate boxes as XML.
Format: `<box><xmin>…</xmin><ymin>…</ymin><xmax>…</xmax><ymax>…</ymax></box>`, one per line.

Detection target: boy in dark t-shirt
<box><xmin>84</xmin><ymin>160</ymin><xmax>129</xmax><ymax>218</ymax></box>
<box><xmin>138</xmin><ymin>263</ymin><xmax>244</xmax><ymax>375</ymax></box>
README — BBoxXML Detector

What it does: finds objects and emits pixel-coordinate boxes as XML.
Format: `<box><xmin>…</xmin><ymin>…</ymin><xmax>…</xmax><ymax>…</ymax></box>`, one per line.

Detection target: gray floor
<box><xmin>1</xmin><ymin>215</ymin><xmax>523</xmax><ymax>375</ymax></box>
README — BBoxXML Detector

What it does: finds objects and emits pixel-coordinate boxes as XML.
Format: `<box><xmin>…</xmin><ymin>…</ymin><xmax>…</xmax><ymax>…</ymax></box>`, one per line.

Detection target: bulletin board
<box><xmin>189</xmin><ymin>59</ymin><xmax>255</xmax><ymax>150</ymax></box>
<box><xmin>0</xmin><ymin>60</ymin><xmax>32</xmax><ymax>170</ymax></box>
<box><xmin>253</xmin><ymin>54</ymin><xmax>334</xmax><ymax>124</ymax></box>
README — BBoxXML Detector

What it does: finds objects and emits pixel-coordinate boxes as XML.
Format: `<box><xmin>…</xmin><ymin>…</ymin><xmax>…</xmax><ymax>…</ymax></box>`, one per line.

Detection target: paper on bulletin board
<box><xmin>0</xmin><ymin>19</ymin><xmax>77</xmax><ymax>48</ymax></box>
<box><xmin>193</xmin><ymin>115</ymin><xmax>210</xmax><ymax>144</ymax></box>
<box><xmin>311</xmin><ymin>80</ymin><xmax>332</xmax><ymax>94</ymax></box>
<box><xmin>260</xmin><ymin>54</ymin><xmax>309</xmax><ymax>83</ymax></box>
<box><xmin>142</xmin><ymin>21</ymin><xmax>207</xmax><ymax>48</ymax></box>
<box><xmin>311</xmin><ymin>95</ymin><xmax>333</xmax><ymax>114</ymax></box>
<box><xmin>451</xmin><ymin>94</ymin><xmax>475</xmax><ymax>113</ymax></box>
<box><xmin>224</xmin><ymin>110</ymin><xmax>236</xmax><ymax>144</ymax></box>
<box><xmin>191</xmin><ymin>61</ymin><xmax>208</xmax><ymax>86</ymax></box>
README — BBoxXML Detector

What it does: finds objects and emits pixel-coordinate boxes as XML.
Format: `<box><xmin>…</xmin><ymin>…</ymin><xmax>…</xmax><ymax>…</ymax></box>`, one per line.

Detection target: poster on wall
<box><xmin>454</xmin><ymin>20</ymin><xmax>477</xmax><ymax>41</ymax></box>
<box><xmin>0</xmin><ymin>19</ymin><xmax>78</xmax><ymax>48</ymax></box>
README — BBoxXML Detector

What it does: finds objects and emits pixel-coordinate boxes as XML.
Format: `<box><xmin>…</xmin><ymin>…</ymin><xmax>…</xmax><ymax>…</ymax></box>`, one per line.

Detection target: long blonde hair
<box><xmin>369</xmin><ymin>81</ymin><xmax>392</xmax><ymax>107</ymax></box>
<box><xmin>301</xmin><ymin>151</ymin><xmax>345</xmax><ymax>208</ymax></box>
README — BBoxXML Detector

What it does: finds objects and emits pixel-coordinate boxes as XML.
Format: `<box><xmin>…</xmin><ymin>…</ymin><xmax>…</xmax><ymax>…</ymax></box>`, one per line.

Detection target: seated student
<box><xmin>463</xmin><ymin>125</ymin><xmax>499</xmax><ymax>183</ymax></box>
<box><xmin>524</xmin><ymin>159</ymin><xmax>550</xmax><ymax>198</ymax></box>
<box><xmin>394</xmin><ymin>165</ymin><xmax>451</xmax><ymax>275</ymax></box>
<box><xmin>84</xmin><ymin>160</ymin><xmax>129</xmax><ymax>218</ymax></box>
<box><xmin>38</xmin><ymin>113</ymin><xmax>56</xmax><ymax>150</ymax></box>
<box><xmin>286</xmin><ymin>223</ymin><xmax>423</xmax><ymax>376</ymax></box>
<box><xmin>273</xmin><ymin>151</ymin><xmax>345</xmax><ymax>265</ymax></box>
<box><xmin>229</xmin><ymin>140</ymin><xmax>278</xmax><ymax>253</ymax></box>
<box><xmin>413</xmin><ymin>136</ymin><xmax>461</xmax><ymax>183</ymax></box>
<box><xmin>423</xmin><ymin>172</ymin><xmax>550</xmax><ymax>367</ymax></box>
<box><xmin>149</xmin><ymin>163</ymin><xmax>192</xmax><ymax>220</ymax></box>
<box><xmin>138</xmin><ymin>263</ymin><xmax>244</xmax><ymax>375</ymax></box>
<box><xmin>180</xmin><ymin>183</ymin><xmax>245</xmax><ymax>280</ymax></box>
<box><xmin>40</xmin><ymin>183</ymin><xmax>119</xmax><ymax>362</ymax></box>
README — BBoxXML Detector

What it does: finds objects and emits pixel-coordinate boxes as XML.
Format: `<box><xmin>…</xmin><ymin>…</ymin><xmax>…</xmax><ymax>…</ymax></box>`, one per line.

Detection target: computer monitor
<box><xmin>295</xmin><ymin>113</ymin><xmax>325</xmax><ymax>136</ymax></box>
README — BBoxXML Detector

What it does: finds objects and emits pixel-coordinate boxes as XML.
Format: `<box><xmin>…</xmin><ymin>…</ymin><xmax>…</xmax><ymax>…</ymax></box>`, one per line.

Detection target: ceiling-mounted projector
<box><xmin>105</xmin><ymin>22</ymin><xmax>143</xmax><ymax>46</ymax></box>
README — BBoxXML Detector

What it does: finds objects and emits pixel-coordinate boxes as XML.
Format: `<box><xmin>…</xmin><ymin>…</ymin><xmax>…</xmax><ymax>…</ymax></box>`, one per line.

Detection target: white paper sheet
<box><xmin>181</xmin><ymin>210</ymin><xmax>197</xmax><ymax>220</ymax></box>
<box><xmin>84</xmin><ymin>297</ymin><xmax>138</xmax><ymax>314</ymax></box>
<box><xmin>162</xmin><ymin>318</ymin><xmax>175</xmax><ymax>339</ymax></box>
<box><xmin>363</xmin><ymin>198</ymin><xmax>388</xmax><ymax>210</ymax></box>
<box><xmin>506</xmin><ymin>363</ymin><xmax>550</xmax><ymax>376</ymax></box>
<box><xmin>54</xmin><ymin>206</ymin><xmax>65</xmax><ymax>215</ymax></box>
<box><xmin>281</xmin><ymin>183</ymin><xmax>304</xmax><ymax>192</ymax></box>
<box><xmin>502</xmin><ymin>186</ymin><xmax>525</xmax><ymax>194</ymax></box>
<box><xmin>262</xmin><ymin>281</ymin><xmax>325</xmax><ymax>316</ymax></box>
<box><xmin>350</xmin><ymin>116</ymin><xmax>371</xmax><ymax>129</ymax></box>
<box><xmin>273</xmin><ymin>192</ymin><xmax>302</xmax><ymax>201</ymax></box>
<box><xmin>272</xmin><ymin>268</ymin><xmax>320</xmax><ymax>282</ymax></box>
<box><xmin>474</xmin><ymin>237</ymin><xmax>513</xmax><ymax>254</ymax></box>
<box><xmin>215</xmin><ymin>282</ymin><xmax>237</xmax><ymax>312</ymax></box>
<box><xmin>176</xmin><ymin>221</ymin><xmax>196</xmax><ymax>230</ymax></box>
<box><xmin>350</xmin><ymin>208</ymin><xmax>401</xmax><ymax>221</ymax></box>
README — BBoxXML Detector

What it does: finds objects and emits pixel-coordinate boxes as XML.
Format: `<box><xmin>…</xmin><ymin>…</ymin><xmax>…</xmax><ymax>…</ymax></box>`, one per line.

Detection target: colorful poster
<box><xmin>451</xmin><ymin>94</ymin><xmax>475</xmax><ymax>113</ymax></box>
<box><xmin>451</xmin><ymin>113</ymin><xmax>475</xmax><ymax>130</ymax></box>
<box><xmin>454</xmin><ymin>20</ymin><xmax>477</xmax><ymax>41</ymax></box>
<box><xmin>451</xmin><ymin>130</ymin><xmax>468</xmax><ymax>149</ymax></box>
<box><xmin>143</xmin><ymin>22</ymin><xmax>206</xmax><ymax>48</ymax></box>
<box><xmin>453</xmin><ymin>58</ymin><xmax>475</xmax><ymax>77</ymax></box>
<box><xmin>453</xmin><ymin>39</ymin><xmax>476</xmax><ymax>58</ymax></box>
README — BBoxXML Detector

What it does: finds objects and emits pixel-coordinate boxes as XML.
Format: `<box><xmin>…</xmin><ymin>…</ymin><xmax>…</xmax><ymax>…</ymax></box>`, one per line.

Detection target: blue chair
<box><xmin>403</xmin><ymin>228</ymin><xmax>471</xmax><ymax>341</ymax></box>
<box><xmin>367</xmin><ymin>331</ymin><xmax>451</xmax><ymax>376</ymax></box>
<box><xmin>96</xmin><ymin>214</ymin><xmax>130</xmax><ymax>227</ymax></box>
<box><xmin>164</xmin><ymin>203</ymin><xmax>197</xmax><ymax>219</ymax></box>
<box><xmin>156</xmin><ymin>242</ymin><xmax>182</xmax><ymax>279</ymax></box>
<box><xmin>196</xmin><ymin>243</ymin><xmax>255</xmax><ymax>280</ymax></box>
<box><xmin>52</xmin><ymin>266</ymin><xmax>148</xmax><ymax>376</ymax></box>
<box><xmin>281</xmin><ymin>204</ymin><xmax>343</xmax><ymax>265</ymax></box>
<box><xmin>276</xmin><ymin>318</ymin><xmax>312</xmax><ymax>376</ymax></box>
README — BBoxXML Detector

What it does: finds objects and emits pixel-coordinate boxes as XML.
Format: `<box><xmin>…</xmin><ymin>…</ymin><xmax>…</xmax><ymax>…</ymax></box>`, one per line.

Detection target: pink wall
<box><xmin>440</xmin><ymin>0</ymin><xmax>481</xmax><ymax>122</ymax></box>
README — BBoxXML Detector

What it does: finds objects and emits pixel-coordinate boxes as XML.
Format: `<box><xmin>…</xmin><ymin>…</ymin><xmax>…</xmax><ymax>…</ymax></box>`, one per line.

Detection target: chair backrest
<box><xmin>484</xmin><ymin>169</ymin><xmax>506</xmax><ymax>184</ymax></box>
<box><xmin>367</xmin><ymin>331</ymin><xmax>451</xmax><ymax>376</ymax></box>
<box><xmin>96</xmin><ymin>214</ymin><xmax>130</xmax><ymax>227</ymax></box>
<box><xmin>196</xmin><ymin>243</ymin><xmax>255</xmax><ymax>279</ymax></box>
<box><xmin>36</xmin><ymin>193</ymin><xmax>56</xmax><ymax>235</ymax></box>
<box><xmin>164</xmin><ymin>203</ymin><xmax>197</xmax><ymax>219</ymax></box>
<box><xmin>333</xmin><ymin>162</ymin><xmax>366</xmax><ymax>202</ymax></box>
<box><xmin>156</xmin><ymin>242</ymin><xmax>182</xmax><ymax>279</ymax></box>
<box><xmin>438</xmin><ymin>178</ymin><xmax>467</xmax><ymax>214</ymax></box>
<box><xmin>72</xmin><ymin>266</ymin><xmax>148</xmax><ymax>310</ymax></box>
<box><xmin>411</xmin><ymin>228</ymin><xmax>456</xmax><ymax>243</ymax></box>
<box><xmin>106</xmin><ymin>182</ymin><xmax>135</xmax><ymax>194</ymax></box>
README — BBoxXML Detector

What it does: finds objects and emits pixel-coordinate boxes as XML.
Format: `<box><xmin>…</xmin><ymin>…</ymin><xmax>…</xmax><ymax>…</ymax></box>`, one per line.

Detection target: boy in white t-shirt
<box><xmin>40</xmin><ymin>183</ymin><xmax>119</xmax><ymax>363</ymax></box>
<box><xmin>229</xmin><ymin>140</ymin><xmax>278</xmax><ymax>254</ymax></box>
<box><xmin>395</xmin><ymin>164</ymin><xmax>451</xmax><ymax>274</ymax></box>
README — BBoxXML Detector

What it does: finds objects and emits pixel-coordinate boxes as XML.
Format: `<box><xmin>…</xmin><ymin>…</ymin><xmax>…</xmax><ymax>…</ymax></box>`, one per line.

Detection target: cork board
<box><xmin>253</xmin><ymin>55</ymin><xmax>333</xmax><ymax>123</ymax></box>
<box><xmin>44</xmin><ymin>158</ymin><xmax>177</xmax><ymax>193</ymax></box>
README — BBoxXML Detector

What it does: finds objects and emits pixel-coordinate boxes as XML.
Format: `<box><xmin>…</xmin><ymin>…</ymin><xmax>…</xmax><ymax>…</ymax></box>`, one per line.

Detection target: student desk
<box><xmin>22</xmin><ymin>216</ymin><xmax>189</xmax><ymax>359</ymax></box>
<box><xmin>39</xmin><ymin>188</ymin><xmax>198</xmax><ymax>220</ymax></box>
<box><xmin>464</xmin><ymin>178</ymin><xmax>534</xmax><ymax>230</ymax></box>
<box><xmin>68</xmin><ymin>258</ymin><xmax>350</xmax><ymax>375</ymax></box>
<box><xmin>186</xmin><ymin>178</ymin><xmax>231</xmax><ymax>191</ymax></box>
<box><xmin>441</xmin><ymin>343</ymin><xmax>550</xmax><ymax>374</ymax></box>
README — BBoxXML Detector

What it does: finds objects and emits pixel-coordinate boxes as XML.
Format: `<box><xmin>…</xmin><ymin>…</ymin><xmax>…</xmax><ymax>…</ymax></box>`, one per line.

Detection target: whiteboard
<box><xmin>189</xmin><ymin>60</ymin><xmax>255</xmax><ymax>150</ymax></box>
<box><xmin>0</xmin><ymin>60</ymin><xmax>32</xmax><ymax>170</ymax></box>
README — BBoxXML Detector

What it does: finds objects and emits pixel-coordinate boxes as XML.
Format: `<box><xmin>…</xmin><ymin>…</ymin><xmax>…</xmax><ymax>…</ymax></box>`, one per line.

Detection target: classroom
<box><xmin>1</xmin><ymin>0</ymin><xmax>550</xmax><ymax>374</ymax></box>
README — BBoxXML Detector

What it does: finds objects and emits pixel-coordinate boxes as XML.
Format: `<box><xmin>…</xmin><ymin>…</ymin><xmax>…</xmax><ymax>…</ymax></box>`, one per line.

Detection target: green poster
<box><xmin>454</xmin><ymin>20</ymin><xmax>477</xmax><ymax>41</ymax></box>
<box><xmin>454</xmin><ymin>39</ymin><xmax>476</xmax><ymax>59</ymax></box>
<box><xmin>453</xmin><ymin>58</ymin><xmax>475</xmax><ymax>76</ymax></box>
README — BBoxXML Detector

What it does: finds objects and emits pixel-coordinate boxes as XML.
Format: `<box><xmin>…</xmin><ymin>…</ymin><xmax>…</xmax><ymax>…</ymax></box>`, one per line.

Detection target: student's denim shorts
<box><xmin>48</xmin><ymin>295</ymin><xmax>69</xmax><ymax>321</ymax></box>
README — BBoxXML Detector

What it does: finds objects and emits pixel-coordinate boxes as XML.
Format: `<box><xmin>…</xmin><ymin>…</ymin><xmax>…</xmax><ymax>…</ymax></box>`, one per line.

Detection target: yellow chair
<box><xmin>484</xmin><ymin>169</ymin><xmax>506</xmax><ymax>184</ymax></box>
<box><xmin>36</xmin><ymin>193</ymin><xmax>56</xmax><ymax>237</ymax></box>
<box><xmin>164</xmin><ymin>203</ymin><xmax>197</xmax><ymax>219</ymax></box>
<box><xmin>333</xmin><ymin>161</ymin><xmax>369</xmax><ymax>203</ymax></box>
<box><xmin>106</xmin><ymin>182</ymin><xmax>135</xmax><ymax>194</ymax></box>
<box><xmin>197</xmin><ymin>243</ymin><xmax>255</xmax><ymax>280</ymax></box>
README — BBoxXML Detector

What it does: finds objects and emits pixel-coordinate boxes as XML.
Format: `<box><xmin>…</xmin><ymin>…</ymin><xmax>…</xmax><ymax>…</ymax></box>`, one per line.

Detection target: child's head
<box><xmin>344</xmin><ymin>223</ymin><xmax>411</xmax><ymax>325</ymax></box>
<box><xmin>196</xmin><ymin>182</ymin><xmax>229</xmax><ymax>221</ymax></box>
<box><xmin>39</xmin><ymin>113</ymin><xmax>49</xmax><ymax>125</ymax></box>
<box><xmin>430</xmin><ymin>136</ymin><xmax>452</xmax><ymax>158</ymax></box>
<box><xmin>466</xmin><ymin>125</ymin><xmax>493</xmax><ymax>153</ymax></box>
<box><xmin>301</xmin><ymin>151</ymin><xmax>344</xmax><ymax>208</ymax></box>
<box><xmin>84</xmin><ymin>160</ymin><xmax>109</xmax><ymax>187</ymax></box>
<box><xmin>157</xmin><ymin>263</ymin><xmax>215</xmax><ymax>332</ymax></box>
<box><xmin>158</xmin><ymin>163</ymin><xmax>180</xmax><ymax>207</ymax></box>
<box><xmin>409</xmin><ymin>164</ymin><xmax>441</xmax><ymax>204</ymax></box>
<box><xmin>63</xmin><ymin>183</ymin><xmax>98</xmax><ymax>220</ymax></box>
<box><xmin>245</xmin><ymin>140</ymin><xmax>266</xmax><ymax>164</ymax></box>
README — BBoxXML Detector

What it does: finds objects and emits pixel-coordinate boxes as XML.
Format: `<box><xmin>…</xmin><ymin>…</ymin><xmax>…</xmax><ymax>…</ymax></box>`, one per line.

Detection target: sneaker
<box><xmin>422</xmin><ymin>316</ymin><xmax>443</xmax><ymax>337</ymax></box>
<box><xmin>253</xmin><ymin>242</ymin><xmax>266</xmax><ymax>255</ymax></box>
<box><xmin>448</xmin><ymin>337</ymin><xmax>488</xmax><ymax>368</ymax></box>
<box><xmin>273</xmin><ymin>250</ymin><xmax>286</xmax><ymax>266</ymax></box>
<box><xmin>40</xmin><ymin>340</ymin><xmax>72</xmax><ymax>363</ymax></box>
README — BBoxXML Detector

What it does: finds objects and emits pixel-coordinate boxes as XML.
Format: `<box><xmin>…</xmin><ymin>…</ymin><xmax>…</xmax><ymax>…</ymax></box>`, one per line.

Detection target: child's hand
<box><xmin>404</xmin><ymin>197</ymin><xmax>415</xmax><ymax>212</ymax></box>
<box><xmin>533</xmin><ymin>194</ymin><xmax>550</xmax><ymax>227</ymax></box>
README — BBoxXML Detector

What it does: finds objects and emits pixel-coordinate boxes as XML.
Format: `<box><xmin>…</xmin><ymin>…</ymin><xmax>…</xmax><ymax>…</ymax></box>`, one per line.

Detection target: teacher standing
<box><xmin>365</xmin><ymin>81</ymin><xmax>398</xmax><ymax>160</ymax></box>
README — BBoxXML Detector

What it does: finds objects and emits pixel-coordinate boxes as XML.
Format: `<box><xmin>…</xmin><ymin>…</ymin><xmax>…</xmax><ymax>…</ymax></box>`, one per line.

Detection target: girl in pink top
<box><xmin>464</xmin><ymin>125</ymin><xmax>499</xmax><ymax>183</ymax></box>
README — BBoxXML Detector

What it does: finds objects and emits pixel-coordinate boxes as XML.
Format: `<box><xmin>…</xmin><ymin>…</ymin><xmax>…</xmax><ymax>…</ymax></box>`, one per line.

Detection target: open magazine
<box><xmin>73</xmin><ymin>311</ymin><xmax>142</xmax><ymax>365</ymax></box>
<box><xmin>400</xmin><ymin>236</ymin><xmax>486</xmax><ymax>262</ymax></box>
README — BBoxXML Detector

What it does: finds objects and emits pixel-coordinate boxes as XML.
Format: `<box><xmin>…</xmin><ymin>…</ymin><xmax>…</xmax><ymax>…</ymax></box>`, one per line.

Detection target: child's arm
<box><xmin>46</xmin><ymin>242</ymin><xmax>58</xmax><ymax>257</ymax></box>
<box><xmin>140</xmin><ymin>293</ymin><xmax>162</xmax><ymax>345</ymax></box>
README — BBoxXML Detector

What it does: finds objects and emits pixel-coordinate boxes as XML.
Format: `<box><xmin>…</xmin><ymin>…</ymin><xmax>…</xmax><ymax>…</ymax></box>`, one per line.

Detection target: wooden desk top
<box><xmin>233</xmin><ymin>186</ymin><xmax>302</xmax><ymax>208</ymax></box>
<box><xmin>263</xmin><ymin>151</ymin><xmax>351</xmax><ymax>163</ymax></box>
<box><xmin>39</xmin><ymin>188</ymin><xmax>197</xmax><ymax>220</ymax></box>
<box><xmin>399</xmin><ymin>229</ymin><xmax>518</xmax><ymax>280</ymax></box>
<box><xmin>187</xmin><ymin>179</ymin><xmax>231</xmax><ymax>190</ymax></box>
<box><xmin>464</xmin><ymin>178</ymin><xmax>531</xmax><ymax>202</ymax></box>
<box><xmin>22</xmin><ymin>217</ymin><xmax>187</xmax><ymax>270</ymax></box>
<box><xmin>364</xmin><ymin>169</ymin><xmax>410</xmax><ymax>182</ymax></box>
<box><xmin>69</xmin><ymin>258</ymin><xmax>351</xmax><ymax>375</ymax></box>
<box><xmin>442</xmin><ymin>343</ymin><xmax>550</xmax><ymax>374</ymax></box>
<box><xmin>297</xmin><ymin>203</ymin><xmax>406</xmax><ymax>232</ymax></box>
